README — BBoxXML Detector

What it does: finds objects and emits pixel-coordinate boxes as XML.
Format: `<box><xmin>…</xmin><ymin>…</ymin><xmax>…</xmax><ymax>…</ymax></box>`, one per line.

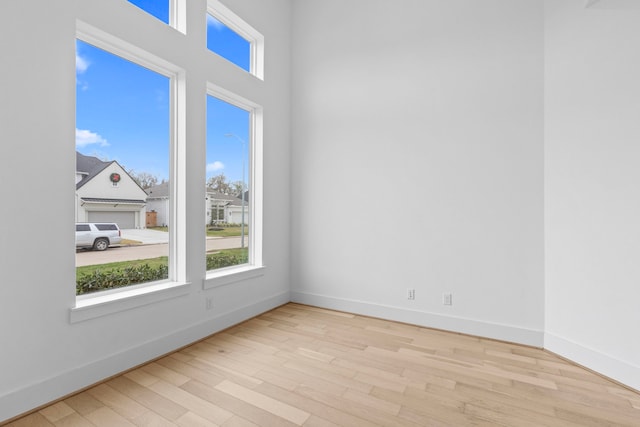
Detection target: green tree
<box><xmin>207</xmin><ymin>173</ymin><xmax>232</xmax><ymax>194</ymax></box>
<box><xmin>128</xmin><ymin>170</ymin><xmax>159</xmax><ymax>189</ymax></box>
<box><xmin>230</xmin><ymin>180</ymin><xmax>244</xmax><ymax>196</ymax></box>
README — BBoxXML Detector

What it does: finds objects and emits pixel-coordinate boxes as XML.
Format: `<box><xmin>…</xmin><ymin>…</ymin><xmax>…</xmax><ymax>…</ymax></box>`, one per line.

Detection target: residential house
<box><xmin>207</xmin><ymin>189</ymin><xmax>249</xmax><ymax>225</ymax></box>
<box><xmin>146</xmin><ymin>183</ymin><xmax>248</xmax><ymax>227</ymax></box>
<box><xmin>75</xmin><ymin>151</ymin><xmax>147</xmax><ymax>229</ymax></box>
<box><xmin>145</xmin><ymin>181</ymin><xmax>169</xmax><ymax>227</ymax></box>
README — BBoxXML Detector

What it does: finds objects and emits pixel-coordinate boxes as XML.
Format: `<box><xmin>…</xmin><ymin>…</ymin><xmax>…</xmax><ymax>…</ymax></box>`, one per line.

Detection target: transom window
<box><xmin>207</xmin><ymin>0</ymin><xmax>265</xmax><ymax>79</ymax></box>
<box><xmin>127</xmin><ymin>0</ymin><xmax>170</xmax><ymax>24</ymax></box>
<box><xmin>207</xmin><ymin>14</ymin><xmax>251</xmax><ymax>72</ymax></box>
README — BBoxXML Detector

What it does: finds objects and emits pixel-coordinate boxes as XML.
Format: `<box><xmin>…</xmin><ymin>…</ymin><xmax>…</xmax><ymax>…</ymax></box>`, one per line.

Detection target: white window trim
<box><xmin>204</xmin><ymin>265</ymin><xmax>265</xmax><ymax>289</ymax></box>
<box><xmin>207</xmin><ymin>0</ymin><xmax>265</xmax><ymax>80</ymax></box>
<box><xmin>171</xmin><ymin>0</ymin><xmax>187</xmax><ymax>33</ymax></box>
<box><xmin>204</xmin><ymin>83</ymin><xmax>264</xmax><ymax>290</ymax></box>
<box><xmin>70</xmin><ymin>281</ymin><xmax>191</xmax><ymax>323</ymax></box>
<box><xmin>77</xmin><ymin>21</ymin><xmax>183</xmax><ymax>82</ymax></box>
<box><xmin>72</xmin><ymin>21</ymin><xmax>188</xmax><ymax>321</ymax></box>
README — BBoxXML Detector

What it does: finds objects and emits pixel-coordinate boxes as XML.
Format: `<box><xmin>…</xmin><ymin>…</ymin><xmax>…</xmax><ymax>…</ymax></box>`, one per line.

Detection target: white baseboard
<box><xmin>545</xmin><ymin>332</ymin><xmax>640</xmax><ymax>392</ymax></box>
<box><xmin>0</xmin><ymin>291</ymin><xmax>290</xmax><ymax>424</ymax></box>
<box><xmin>290</xmin><ymin>291</ymin><xmax>544</xmax><ymax>347</ymax></box>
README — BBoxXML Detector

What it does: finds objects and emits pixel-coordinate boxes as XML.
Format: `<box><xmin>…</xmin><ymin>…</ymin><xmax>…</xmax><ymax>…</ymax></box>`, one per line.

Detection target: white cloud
<box><xmin>76</xmin><ymin>128</ymin><xmax>109</xmax><ymax>147</ymax></box>
<box><xmin>207</xmin><ymin>14</ymin><xmax>226</xmax><ymax>31</ymax></box>
<box><xmin>76</xmin><ymin>53</ymin><xmax>90</xmax><ymax>74</ymax></box>
<box><xmin>77</xmin><ymin>79</ymin><xmax>89</xmax><ymax>91</ymax></box>
<box><xmin>207</xmin><ymin>161</ymin><xmax>225</xmax><ymax>172</ymax></box>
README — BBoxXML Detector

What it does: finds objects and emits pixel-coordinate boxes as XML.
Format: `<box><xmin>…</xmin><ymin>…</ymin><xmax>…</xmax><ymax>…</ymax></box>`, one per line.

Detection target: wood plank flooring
<box><xmin>5</xmin><ymin>303</ymin><xmax>640</xmax><ymax>426</ymax></box>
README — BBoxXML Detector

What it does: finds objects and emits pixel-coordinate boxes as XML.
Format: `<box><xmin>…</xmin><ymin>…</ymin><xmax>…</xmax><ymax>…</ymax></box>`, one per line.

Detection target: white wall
<box><xmin>290</xmin><ymin>0</ymin><xmax>545</xmax><ymax>345</ymax></box>
<box><xmin>77</xmin><ymin>163</ymin><xmax>147</xmax><ymax>202</ymax></box>
<box><xmin>544</xmin><ymin>0</ymin><xmax>640</xmax><ymax>390</ymax></box>
<box><xmin>0</xmin><ymin>0</ymin><xmax>291</xmax><ymax>421</ymax></box>
<box><xmin>146</xmin><ymin>199</ymin><xmax>169</xmax><ymax>227</ymax></box>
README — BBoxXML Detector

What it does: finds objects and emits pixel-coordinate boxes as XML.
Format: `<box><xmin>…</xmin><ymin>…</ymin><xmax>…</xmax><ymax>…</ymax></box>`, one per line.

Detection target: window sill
<box><xmin>70</xmin><ymin>281</ymin><xmax>191</xmax><ymax>323</ymax></box>
<box><xmin>203</xmin><ymin>265</ymin><xmax>265</xmax><ymax>289</ymax></box>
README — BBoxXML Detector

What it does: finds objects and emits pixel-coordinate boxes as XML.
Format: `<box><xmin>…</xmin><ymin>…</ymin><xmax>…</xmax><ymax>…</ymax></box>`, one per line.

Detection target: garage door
<box><xmin>88</xmin><ymin>211</ymin><xmax>136</xmax><ymax>229</ymax></box>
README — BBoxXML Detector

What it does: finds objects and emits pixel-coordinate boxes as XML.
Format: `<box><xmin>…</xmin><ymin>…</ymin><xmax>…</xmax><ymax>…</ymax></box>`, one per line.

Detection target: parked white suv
<box><xmin>76</xmin><ymin>223</ymin><xmax>122</xmax><ymax>251</ymax></box>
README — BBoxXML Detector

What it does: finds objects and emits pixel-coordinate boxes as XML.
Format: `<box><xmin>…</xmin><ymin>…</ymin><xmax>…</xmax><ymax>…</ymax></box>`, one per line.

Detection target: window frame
<box><xmin>204</xmin><ymin>83</ymin><xmax>264</xmax><ymax>289</ymax></box>
<box><xmin>124</xmin><ymin>0</ymin><xmax>186</xmax><ymax>33</ymax></box>
<box><xmin>207</xmin><ymin>0</ymin><xmax>265</xmax><ymax>80</ymax></box>
<box><xmin>71</xmin><ymin>21</ymin><xmax>189</xmax><ymax>322</ymax></box>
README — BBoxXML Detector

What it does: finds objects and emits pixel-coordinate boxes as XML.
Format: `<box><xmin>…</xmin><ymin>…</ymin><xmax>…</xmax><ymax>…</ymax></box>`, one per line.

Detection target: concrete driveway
<box><xmin>120</xmin><ymin>228</ymin><xmax>169</xmax><ymax>244</ymax></box>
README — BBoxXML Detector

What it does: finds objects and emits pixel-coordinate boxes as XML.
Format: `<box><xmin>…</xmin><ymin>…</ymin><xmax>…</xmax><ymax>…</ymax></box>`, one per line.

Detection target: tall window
<box><xmin>75</xmin><ymin>39</ymin><xmax>171</xmax><ymax>295</ymax></box>
<box><xmin>205</xmin><ymin>95</ymin><xmax>251</xmax><ymax>272</ymax></box>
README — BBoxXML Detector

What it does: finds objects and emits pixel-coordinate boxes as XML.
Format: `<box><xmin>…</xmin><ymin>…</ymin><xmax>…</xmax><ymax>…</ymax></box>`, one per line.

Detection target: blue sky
<box><xmin>76</xmin><ymin>1</ymin><xmax>251</xmax><ymax>184</ymax></box>
<box><xmin>128</xmin><ymin>0</ymin><xmax>169</xmax><ymax>24</ymax></box>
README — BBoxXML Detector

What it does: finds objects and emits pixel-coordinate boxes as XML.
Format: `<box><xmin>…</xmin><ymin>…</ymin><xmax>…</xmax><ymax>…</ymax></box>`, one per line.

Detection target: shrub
<box><xmin>76</xmin><ymin>250</ymin><xmax>247</xmax><ymax>295</ymax></box>
<box><xmin>209</xmin><ymin>222</ymin><xmax>242</xmax><ymax>228</ymax></box>
<box><xmin>206</xmin><ymin>251</ymin><xmax>248</xmax><ymax>270</ymax></box>
<box><xmin>76</xmin><ymin>263</ymin><xmax>169</xmax><ymax>295</ymax></box>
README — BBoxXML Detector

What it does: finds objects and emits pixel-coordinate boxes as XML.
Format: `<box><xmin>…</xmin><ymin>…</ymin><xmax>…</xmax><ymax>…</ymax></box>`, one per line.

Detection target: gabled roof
<box><xmin>206</xmin><ymin>188</ymin><xmax>248</xmax><ymax>207</ymax></box>
<box><xmin>145</xmin><ymin>184</ymin><xmax>248</xmax><ymax>206</ymax></box>
<box><xmin>76</xmin><ymin>151</ymin><xmax>112</xmax><ymax>190</ymax></box>
<box><xmin>146</xmin><ymin>182</ymin><xmax>169</xmax><ymax>199</ymax></box>
<box><xmin>76</xmin><ymin>151</ymin><xmax>147</xmax><ymax>194</ymax></box>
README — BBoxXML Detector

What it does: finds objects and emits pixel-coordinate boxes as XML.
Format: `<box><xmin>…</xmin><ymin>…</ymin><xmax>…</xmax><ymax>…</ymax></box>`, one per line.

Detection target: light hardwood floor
<box><xmin>5</xmin><ymin>303</ymin><xmax>640</xmax><ymax>426</ymax></box>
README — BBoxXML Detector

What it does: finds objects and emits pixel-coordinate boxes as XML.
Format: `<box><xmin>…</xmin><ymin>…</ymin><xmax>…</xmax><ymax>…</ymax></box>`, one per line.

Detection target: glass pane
<box><xmin>128</xmin><ymin>0</ymin><xmax>170</xmax><ymax>24</ymax></box>
<box><xmin>206</xmin><ymin>95</ymin><xmax>250</xmax><ymax>271</ymax></box>
<box><xmin>75</xmin><ymin>39</ymin><xmax>170</xmax><ymax>295</ymax></box>
<box><xmin>207</xmin><ymin>14</ymin><xmax>251</xmax><ymax>72</ymax></box>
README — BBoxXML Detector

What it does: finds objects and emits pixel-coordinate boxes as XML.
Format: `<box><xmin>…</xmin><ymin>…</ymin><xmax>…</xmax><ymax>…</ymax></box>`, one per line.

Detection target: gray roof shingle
<box><xmin>76</xmin><ymin>151</ymin><xmax>113</xmax><ymax>190</ymax></box>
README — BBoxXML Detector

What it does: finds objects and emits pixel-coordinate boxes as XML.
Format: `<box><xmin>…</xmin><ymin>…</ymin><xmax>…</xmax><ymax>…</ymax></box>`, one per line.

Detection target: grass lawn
<box><xmin>148</xmin><ymin>225</ymin><xmax>246</xmax><ymax>238</ymax></box>
<box><xmin>76</xmin><ymin>248</ymin><xmax>249</xmax><ymax>280</ymax></box>
<box><xmin>207</xmin><ymin>248</ymin><xmax>248</xmax><ymax>256</ymax></box>
<box><xmin>207</xmin><ymin>226</ymin><xmax>248</xmax><ymax>237</ymax></box>
<box><xmin>120</xmin><ymin>238</ymin><xmax>142</xmax><ymax>246</ymax></box>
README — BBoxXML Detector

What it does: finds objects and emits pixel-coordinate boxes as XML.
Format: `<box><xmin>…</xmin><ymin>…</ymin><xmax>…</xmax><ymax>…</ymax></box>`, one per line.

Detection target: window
<box><xmin>127</xmin><ymin>0</ymin><xmax>169</xmax><ymax>24</ymax></box>
<box><xmin>204</xmin><ymin>85</ymin><xmax>263</xmax><ymax>285</ymax></box>
<box><xmin>207</xmin><ymin>0</ymin><xmax>265</xmax><ymax>79</ymax></box>
<box><xmin>76</xmin><ymin>224</ymin><xmax>90</xmax><ymax>232</ymax></box>
<box><xmin>207</xmin><ymin>14</ymin><xmax>250</xmax><ymax>72</ymax></box>
<box><xmin>205</xmin><ymin>95</ymin><xmax>250</xmax><ymax>271</ymax></box>
<box><xmin>95</xmin><ymin>224</ymin><xmax>118</xmax><ymax>231</ymax></box>
<box><xmin>75</xmin><ymin>38</ymin><xmax>171</xmax><ymax>296</ymax></box>
<box><xmin>211</xmin><ymin>207</ymin><xmax>225</xmax><ymax>223</ymax></box>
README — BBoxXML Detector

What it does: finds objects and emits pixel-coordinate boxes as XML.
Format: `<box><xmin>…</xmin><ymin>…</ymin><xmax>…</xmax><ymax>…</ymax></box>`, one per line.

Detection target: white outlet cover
<box><xmin>443</xmin><ymin>293</ymin><xmax>452</xmax><ymax>305</ymax></box>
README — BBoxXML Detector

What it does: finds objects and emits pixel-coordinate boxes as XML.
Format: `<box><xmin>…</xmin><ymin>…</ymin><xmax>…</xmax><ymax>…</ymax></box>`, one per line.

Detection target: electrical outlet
<box><xmin>443</xmin><ymin>293</ymin><xmax>452</xmax><ymax>306</ymax></box>
<box><xmin>205</xmin><ymin>297</ymin><xmax>214</xmax><ymax>310</ymax></box>
<box><xmin>407</xmin><ymin>289</ymin><xmax>415</xmax><ymax>300</ymax></box>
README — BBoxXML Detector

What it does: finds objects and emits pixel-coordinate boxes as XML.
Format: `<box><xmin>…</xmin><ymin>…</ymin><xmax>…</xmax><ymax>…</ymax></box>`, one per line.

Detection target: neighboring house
<box><xmin>75</xmin><ymin>152</ymin><xmax>147</xmax><ymax>229</ymax></box>
<box><xmin>145</xmin><ymin>182</ymin><xmax>169</xmax><ymax>227</ymax></box>
<box><xmin>144</xmin><ymin>184</ymin><xmax>250</xmax><ymax>227</ymax></box>
<box><xmin>207</xmin><ymin>188</ymin><xmax>249</xmax><ymax>225</ymax></box>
